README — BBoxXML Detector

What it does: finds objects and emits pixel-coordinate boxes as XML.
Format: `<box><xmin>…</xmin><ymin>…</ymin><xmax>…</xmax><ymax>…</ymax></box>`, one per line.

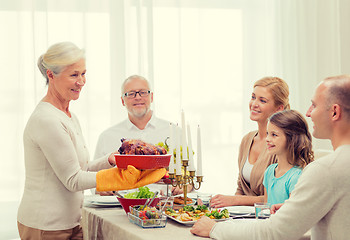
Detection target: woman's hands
<box><xmin>211</xmin><ymin>194</ymin><xmax>264</xmax><ymax>208</ymax></box>
<box><xmin>96</xmin><ymin>190</ymin><xmax>115</xmax><ymax>196</ymax></box>
<box><xmin>171</xmin><ymin>184</ymin><xmax>194</xmax><ymax>195</ymax></box>
<box><xmin>210</xmin><ymin>194</ymin><xmax>235</xmax><ymax>208</ymax></box>
<box><xmin>97</xmin><ymin>153</ymin><xmax>117</xmax><ymax>196</ymax></box>
<box><xmin>108</xmin><ymin>151</ymin><xmax>118</xmax><ymax>166</ymax></box>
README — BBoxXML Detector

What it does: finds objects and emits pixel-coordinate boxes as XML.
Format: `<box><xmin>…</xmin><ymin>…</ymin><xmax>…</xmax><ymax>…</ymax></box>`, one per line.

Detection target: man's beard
<box><xmin>128</xmin><ymin>106</ymin><xmax>150</xmax><ymax>118</ymax></box>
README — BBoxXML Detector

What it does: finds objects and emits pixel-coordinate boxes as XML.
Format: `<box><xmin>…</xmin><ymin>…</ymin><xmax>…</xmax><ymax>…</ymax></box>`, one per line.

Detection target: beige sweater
<box><xmin>211</xmin><ymin>145</ymin><xmax>350</xmax><ymax>240</ymax></box>
<box><xmin>235</xmin><ymin>131</ymin><xmax>277</xmax><ymax>197</ymax></box>
<box><xmin>17</xmin><ymin>102</ymin><xmax>112</xmax><ymax>231</ymax></box>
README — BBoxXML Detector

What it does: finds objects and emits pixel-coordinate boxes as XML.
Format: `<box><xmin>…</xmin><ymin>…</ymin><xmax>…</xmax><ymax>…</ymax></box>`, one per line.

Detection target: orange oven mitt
<box><xmin>133</xmin><ymin>168</ymin><xmax>167</xmax><ymax>189</ymax></box>
<box><xmin>96</xmin><ymin>165</ymin><xmax>166</xmax><ymax>192</ymax></box>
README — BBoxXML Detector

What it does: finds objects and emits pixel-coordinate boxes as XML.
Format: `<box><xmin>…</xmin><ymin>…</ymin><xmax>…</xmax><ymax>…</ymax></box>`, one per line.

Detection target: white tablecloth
<box><xmin>81</xmin><ymin>203</ymin><xmax>311</xmax><ymax>240</ymax></box>
<box><xmin>82</xmin><ymin>204</ymin><xmax>206</xmax><ymax>240</ymax></box>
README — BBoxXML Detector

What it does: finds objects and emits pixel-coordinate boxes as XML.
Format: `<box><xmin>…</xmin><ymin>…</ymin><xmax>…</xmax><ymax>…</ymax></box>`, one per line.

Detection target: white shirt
<box><xmin>94</xmin><ymin>114</ymin><xmax>180</xmax><ymax>194</ymax></box>
<box><xmin>94</xmin><ymin>114</ymin><xmax>176</xmax><ymax>159</ymax></box>
<box><xmin>242</xmin><ymin>156</ymin><xmax>254</xmax><ymax>184</ymax></box>
<box><xmin>210</xmin><ymin>145</ymin><xmax>350</xmax><ymax>240</ymax></box>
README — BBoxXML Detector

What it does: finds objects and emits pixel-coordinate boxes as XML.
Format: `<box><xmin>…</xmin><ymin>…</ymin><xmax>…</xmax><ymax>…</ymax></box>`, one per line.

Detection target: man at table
<box><xmin>191</xmin><ymin>74</ymin><xmax>350</xmax><ymax>239</ymax></box>
<box><xmin>94</xmin><ymin>75</ymin><xmax>184</xmax><ymax>195</ymax></box>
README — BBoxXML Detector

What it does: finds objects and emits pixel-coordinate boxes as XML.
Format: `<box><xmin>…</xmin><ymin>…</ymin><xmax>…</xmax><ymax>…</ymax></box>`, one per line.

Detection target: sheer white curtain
<box><xmin>276</xmin><ymin>0</ymin><xmax>350</xmax><ymax>150</ymax></box>
<box><xmin>1</xmin><ymin>0</ymin><xmax>350</xmax><ymax>205</ymax></box>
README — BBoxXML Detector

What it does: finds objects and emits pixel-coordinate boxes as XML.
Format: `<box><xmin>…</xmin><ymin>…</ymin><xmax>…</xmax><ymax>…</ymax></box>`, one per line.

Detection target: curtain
<box><xmin>1</xmin><ymin>0</ymin><xmax>349</xmax><ymax>203</ymax></box>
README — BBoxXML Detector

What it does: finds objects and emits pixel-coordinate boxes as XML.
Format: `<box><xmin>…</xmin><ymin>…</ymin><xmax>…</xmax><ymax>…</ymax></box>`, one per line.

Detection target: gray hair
<box><xmin>37</xmin><ymin>42</ymin><xmax>85</xmax><ymax>85</ymax></box>
<box><xmin>324</xmin><ymin>74</ymin><xmax>350</xmax><ymax>118</ymax></box>
<box><xmin>121</xmin><ymin>75</ymin><xmax>151</xmax><ymax>95</ymax></box>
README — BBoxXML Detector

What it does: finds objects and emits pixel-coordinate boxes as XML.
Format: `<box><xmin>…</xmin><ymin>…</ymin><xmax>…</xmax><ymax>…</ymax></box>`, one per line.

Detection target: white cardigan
<box><xmin>210</xmin><ymin>145</ymin><xmax>350</xmax><ymax>240</ymax></box>
<box><xmin>17</xmin><ymin>102</ymin><xmax>112</xmax><ymax>230</ymax></box>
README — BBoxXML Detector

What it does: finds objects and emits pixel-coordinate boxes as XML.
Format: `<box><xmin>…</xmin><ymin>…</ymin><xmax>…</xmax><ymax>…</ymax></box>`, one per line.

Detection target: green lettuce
<box><xmin>124</xmin><ymin>186</ymin><xmax>155</xmax><ymax>199</ymax></box>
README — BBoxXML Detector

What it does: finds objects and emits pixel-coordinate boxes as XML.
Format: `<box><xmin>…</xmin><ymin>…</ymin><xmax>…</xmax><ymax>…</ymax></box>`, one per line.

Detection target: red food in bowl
<box><xmin>117</xmin><ymin>197</ymin><xmax>160</xmax><ymax>213</ymax></box>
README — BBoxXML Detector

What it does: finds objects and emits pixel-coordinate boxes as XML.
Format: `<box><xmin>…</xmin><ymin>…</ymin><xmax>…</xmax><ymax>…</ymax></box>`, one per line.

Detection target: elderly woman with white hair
<box><xmin>17</xmin><ymin>42</ymin><xmax>165</xmax><ymax>239</ymax></box>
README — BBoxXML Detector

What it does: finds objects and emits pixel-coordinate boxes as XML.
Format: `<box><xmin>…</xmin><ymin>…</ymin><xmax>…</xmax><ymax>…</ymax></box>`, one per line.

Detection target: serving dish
<box><xmin>173</xmin><ymin>197</ymin><xmax>196</xmax><ymax>210</ymax></box>
<box><xmin>114</xmin><ymin>154</ymin><xmax>171</xmax><ymax>169</ymax></box>
<box><xmin>164</xmin><ymin>213</ymin><xmax>228</xmax><ymax>226</ymax></box>
<box><xmin>128</xmin><ymin>205</ymin><xmax>167</xmax><ymax>228</ymax></box>
<box><xmin>164</xmin><ymin>206</ymin><xmax>230</xmax><ymax>225</ymax></box>
<box><xmin>128</xmin><ymin>213</ymin><xmax>167</xmax><ymax>228</ymax></box>
<box><xmin>117</xmin><ymin>197</ymin><xmax>160</xmax><ymax>213</ymax></box>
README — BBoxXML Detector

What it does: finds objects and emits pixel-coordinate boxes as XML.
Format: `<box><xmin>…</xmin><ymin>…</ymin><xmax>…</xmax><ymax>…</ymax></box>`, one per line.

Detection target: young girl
<box><xmin>211</xmin><ymin>76</ymin><xmax>289</xmax><ymax>208</ymax></box>
<box><xmin>263</xmin><ymin>109</ymin><xmax>314</xmax><ymax>205</ymax></box>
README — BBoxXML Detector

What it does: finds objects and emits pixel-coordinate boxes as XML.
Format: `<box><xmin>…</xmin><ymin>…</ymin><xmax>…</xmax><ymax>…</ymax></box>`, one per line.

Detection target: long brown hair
<box><xmin>269</xmin><ymin>110</ymin><xmax>314</xmax><ymax>168</ymax></box>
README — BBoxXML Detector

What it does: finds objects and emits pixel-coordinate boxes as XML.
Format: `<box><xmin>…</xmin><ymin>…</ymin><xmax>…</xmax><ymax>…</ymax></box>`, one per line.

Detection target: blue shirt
<box><xmin>263</xmin><ymin>163</ymin><xmax>302</xmax><ymax>205</ymax></box>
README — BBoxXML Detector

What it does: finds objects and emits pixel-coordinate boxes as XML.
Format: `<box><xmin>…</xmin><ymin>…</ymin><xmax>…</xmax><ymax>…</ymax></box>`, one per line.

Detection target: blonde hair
<box><xmin>37</xmin><ymin>42</ymin><xmax>85</xmax><ymax>84</ymax></box>
<box><xmin>269</xmin><ymin>110</ymin><xmax>314</xmax><ymax>168</ymax></box>
<box><xmin>254</xmin><ymin>76</ymin><xmax>290</xmax><ymax>110</ymax></box>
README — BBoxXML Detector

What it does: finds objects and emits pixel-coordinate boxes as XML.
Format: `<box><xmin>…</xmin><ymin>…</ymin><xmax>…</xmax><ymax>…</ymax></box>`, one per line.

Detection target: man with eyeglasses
<box><xmin>94</xmin><ymin>75</ymin><xmax>182</xmax><ymax>195</ymax></box>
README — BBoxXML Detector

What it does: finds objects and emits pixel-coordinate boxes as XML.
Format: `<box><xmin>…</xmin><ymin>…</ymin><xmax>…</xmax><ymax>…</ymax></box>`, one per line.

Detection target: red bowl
<box><xmin>114</xmin><ymin>154</ymin><xmax>171</xmax><ymax>170</ymax></box>
<box><xmin>117</xmin><ymin>197</ymin><xmax>160</xmax><ymax>213</ymax></box>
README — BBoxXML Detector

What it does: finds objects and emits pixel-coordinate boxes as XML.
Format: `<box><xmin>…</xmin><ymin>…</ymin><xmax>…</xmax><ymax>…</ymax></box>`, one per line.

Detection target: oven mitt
<box><xmin>133</xmin><ymin>168</ymin><xmax>167</xmax><ymax>189</ymax></box>
<box><xmin>96</xmin><ymin>165</ymin><xmax>140</xmax><ymax>192</ymax></box>
<box><xmin>96</xmin><ymin>165</ymin><xmax>166</xmax><ymax>191</ymax></box>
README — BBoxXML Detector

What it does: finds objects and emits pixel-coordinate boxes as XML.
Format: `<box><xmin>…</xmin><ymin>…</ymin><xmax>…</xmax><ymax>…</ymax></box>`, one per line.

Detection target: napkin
<box><xmin>96</xmin><ymin>165</ymin><xmax>166</xmax><ymax>191</ymax></box>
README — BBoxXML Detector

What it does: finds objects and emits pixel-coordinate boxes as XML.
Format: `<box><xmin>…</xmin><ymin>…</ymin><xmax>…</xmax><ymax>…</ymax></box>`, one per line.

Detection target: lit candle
<box><xmin>197</xmin><ymin>125</ymin><xmax>202</xmax><ymax>176</ymax></box>
<box><xmin>187</xmin><ymin>124</ymin><xmax>195</xmax><ymax>171</ymax></box>
<box><xmin>181</xmin><ymin>110</ymin><xmax>188</xmax><ymax>159</ymax></box>
<box><xmin>168</xmin><ymin>123</ymin><xmax>175</xmax><ymax>174</ymax></box>
<box><xmin>176</xmin><ymin>124</ymin><xmax>182</xmax><ymax>175</ymax></box>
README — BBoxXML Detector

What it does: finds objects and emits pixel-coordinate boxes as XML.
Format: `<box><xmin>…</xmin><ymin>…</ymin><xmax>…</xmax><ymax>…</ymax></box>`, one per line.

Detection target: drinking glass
<box><xmin>197</xmin><ymin>193</ymin><xmax>212</xmax><ymax>208</ymax></box>
<box><xmin>157</xmin><ymin>196</ymin><xmax>174</xmax><ymax>211</ymax></box>
<box><xmin>254</xmin><ymin>202</ymin><xmax>271</xmax><ymax>219</ymax></box>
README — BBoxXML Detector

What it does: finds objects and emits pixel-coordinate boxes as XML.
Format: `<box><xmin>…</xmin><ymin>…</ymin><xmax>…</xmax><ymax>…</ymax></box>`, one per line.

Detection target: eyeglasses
<box><xmin>123</xmin><ymin>90</ymin><xmax>151</xmax><ymax>99</ymax></box>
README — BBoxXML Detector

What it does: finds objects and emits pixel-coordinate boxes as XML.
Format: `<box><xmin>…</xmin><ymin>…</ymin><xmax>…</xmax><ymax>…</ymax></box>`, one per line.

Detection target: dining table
<box><xmin>81</xmin><ymin>196</ymin><xmax>311</xmax><ymax>240</ymax></box>
<box><xmin>82</xmin><ymin>202</ymin><xmax>205</xmax><ymax>240</ymax></box>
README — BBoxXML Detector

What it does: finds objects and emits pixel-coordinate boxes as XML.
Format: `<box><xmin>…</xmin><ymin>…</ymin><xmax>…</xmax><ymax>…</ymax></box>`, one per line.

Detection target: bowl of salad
<box><xmin>128</xmin><ymin>205</ymin><xmax>167</xmax><ymax>228</ymax></box>
<box><xmin>117</xmin><ymin>187</ymin><xmax>160</xmax><ymax>213</ymax></box>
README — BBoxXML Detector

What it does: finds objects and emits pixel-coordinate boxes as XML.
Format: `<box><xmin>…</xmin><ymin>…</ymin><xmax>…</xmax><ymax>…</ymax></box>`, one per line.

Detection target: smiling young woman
<box><xmin>210</xmin><ymin>76</ymin><xmax>290</xmax><ymax>208</ymax></box>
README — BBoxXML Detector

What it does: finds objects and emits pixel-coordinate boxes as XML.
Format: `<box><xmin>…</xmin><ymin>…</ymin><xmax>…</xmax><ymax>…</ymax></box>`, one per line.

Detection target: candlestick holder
<box><xmin>168</xmin><ymin>159</ymin><xmax>203</xmax><ymax>205</ymax></box>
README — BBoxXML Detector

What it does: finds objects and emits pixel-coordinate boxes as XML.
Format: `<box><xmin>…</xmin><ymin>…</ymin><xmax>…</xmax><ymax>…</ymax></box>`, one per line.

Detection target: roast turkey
<box><xmin>118</xmin><ymin>138</ymin><xmax>167</xmax><ymax>155</ymax></box>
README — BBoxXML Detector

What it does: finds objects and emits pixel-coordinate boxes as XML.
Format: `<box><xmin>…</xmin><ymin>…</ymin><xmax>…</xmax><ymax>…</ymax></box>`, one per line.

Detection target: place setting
<box><xmin>84</xmin><ymin>195</ymin><xmax>121</xmax><ymax>207</ymax></box>
<box><xmin>225</xmin><ymin>205</ymin><xmax>256</xmax><ymax>218</ymax></box>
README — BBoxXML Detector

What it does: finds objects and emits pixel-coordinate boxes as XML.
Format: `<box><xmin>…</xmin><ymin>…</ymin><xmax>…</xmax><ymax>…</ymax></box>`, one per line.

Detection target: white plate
<box><xmin>90</xmin><ymin>195</ymin><xmax>119</xmax><ymax>203</ymax></box>
<box><xmin>85</xmin><ymin>195</ymin><xmax>121</xmax><ymax>206</ymax></box>
<box><xmin>173</xmin><ymin>192</ymin><xmax>207</xmax><ymax>200</ymax></box>
<box><xmin>186</xmin><ymin>193</ymin><xmax>198</xmax><ymax>199</ymax></box>
<box><xmin>165</xmin><ymin>214</ymin><xmax>228</xmax><ymax>226</ymax></box>
<box><xmin>90</xmin><ymin>201</ymin><xmax>121</xmax><ymax>207</ymax></box>
<box><xmin>225</xmin><ymin>206</ymin><xmax>255</xmax><ymax>215</ymax></box>
<box><xmin>165</xmin><ymin>215</ymin><xmax>197</xmax><ymax>226</ymax></box>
